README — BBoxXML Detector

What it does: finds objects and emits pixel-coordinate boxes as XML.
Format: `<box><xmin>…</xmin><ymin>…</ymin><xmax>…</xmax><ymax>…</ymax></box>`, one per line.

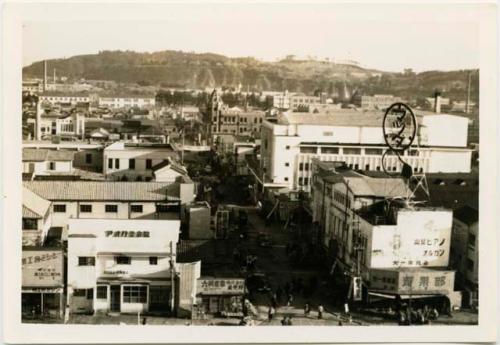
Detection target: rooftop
<box><xmin>23</xmin><ymin>186</ymin><xmax>51</xmax><ymax>219</ymax></box>
<box><xmin>40</xmin><ymin>91</ymin><xmax>90</xmax><ymax>97</ymax></box>
<box><xmin>24</xmin><ymin>181</ymin><xmax>180</xmax><ymax>201</ymax></box>
<box><xmin>23</xmin><ymin>148</ymin><xmax>75</xmax><ymax>162</ymax></box>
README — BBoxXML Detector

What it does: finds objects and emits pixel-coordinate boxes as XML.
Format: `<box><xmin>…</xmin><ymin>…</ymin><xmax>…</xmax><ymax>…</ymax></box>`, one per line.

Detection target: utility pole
<box><xmin>169</xmin><ymin>241</ymin><xmax>175</xmax><ymax>316</ymax></box>
<box><xmin>466</xmin><ymin>71</ymin><xmax>472</xmax><ymax>114</ymax></box>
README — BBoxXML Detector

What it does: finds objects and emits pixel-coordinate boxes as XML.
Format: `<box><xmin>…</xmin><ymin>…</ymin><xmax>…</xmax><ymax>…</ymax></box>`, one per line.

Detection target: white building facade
<box><xmin>98</xmin><ymin>96</ymin><xmax>156</xmax><ymax>109</ymax></box>
<box><xmin>67</xmin><ymin>219</ymin><xmax>179</xmax><ymax>314</ymax></box>
<box><xmin>258</xmin><ymin>112</ymin><xmax>472</xmax><ymax>193</ymax></box>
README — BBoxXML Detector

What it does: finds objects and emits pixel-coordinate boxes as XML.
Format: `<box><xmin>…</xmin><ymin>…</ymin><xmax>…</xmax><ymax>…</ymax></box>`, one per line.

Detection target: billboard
<box><xmin>197</xmin><ymin>278</ymin><xmax>245</xmax><ymax>295</ymax></box>
<box><xmin>370</xmin><ymin>268</ymin><xmax>455</xmax><ymax>295</ymax></box>
<box><xmin>370</xmin><ymin>210</ymin><xmax>452</xmax><ymax>268</ymax></box>
<box><xmin>22</xmin><ymin>250</ymin><xmax>64</xmax><ymax>288</ymax></box>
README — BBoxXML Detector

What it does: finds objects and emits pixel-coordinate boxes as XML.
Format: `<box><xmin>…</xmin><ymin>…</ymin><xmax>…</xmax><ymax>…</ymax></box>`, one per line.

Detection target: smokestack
<box><xmin>35</xmin><ymin>100</ymin><xmax>42</xmax><ymax>140</ymax></box>
<box><xmin>434</xmin><ymin>91</ymin><xmax>441</xmax><ymax>114</ymax></box>
<box><xmin>43</xmin><ymin>60</ymin><xmax>47</xmax><ymax>92</ymax></box>
<box><xmin>53</xmin><ymin>68</ymin><xmax>56</xmax><ymax>84</ymax></box>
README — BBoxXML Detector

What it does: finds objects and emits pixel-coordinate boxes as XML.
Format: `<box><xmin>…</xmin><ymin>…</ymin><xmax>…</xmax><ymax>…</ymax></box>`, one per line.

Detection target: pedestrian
<box><xmin>141</xmin><ymin>317</ymin><xmax>147</xmax><ymax>325</ymax></box>
<box><xmin>287</xmin><ymin>293</ymin><xmax>294</xmax><ymax>307</ymax></box>
<box><xmin>281</xmin><ymin>316</ymin><xmax>287</xmax><ymax>326</ymax></box>
<box><xmin>276</xmin><ymin>286</ymin><xmax>283</xmax><ymax>304</ymax></box>
<box><xmin>318</xmin><ymin>304</ymin><xmax>324</xmax><ymax>319</ymax></box>
<box><xmin>268</xmin><ymin>306</ymin><xmax>275</xmax><ymax>321</ymax></box>
<box><xmin>304</xmin><ymin>303</ymin><xmax>311</xmax><ymax>317</ymax></box>
<box><xmin>338</xmin><ymin>320</ymin><xmax>343</xmax><ymax>326</ymax></box>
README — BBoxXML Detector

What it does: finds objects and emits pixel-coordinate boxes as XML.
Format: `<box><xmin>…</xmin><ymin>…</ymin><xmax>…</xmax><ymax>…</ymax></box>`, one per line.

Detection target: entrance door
<box><xmin>110</xmin><ymin>286</ymin><xmax>121</xmax><ymax>312</ymax></box>
<box><xmin>149</xmin><ymin>286</ymin><xmax>170</xmax><ymax>314</ymax></box>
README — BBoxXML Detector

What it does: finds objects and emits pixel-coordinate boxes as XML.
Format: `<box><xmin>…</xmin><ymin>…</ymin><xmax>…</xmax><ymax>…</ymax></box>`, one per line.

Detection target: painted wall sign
<box><xmin>105</xmin><ymin>231</ymin><xmax>150</xmax><ymax>238</ymax></box>
<box><xmin>370</xmin><ymin>210</ymin><xmax>452</xmax><ymax>268</ymax></box>
<box><xmin>22</xmin><ymin>250</ymin><xmax>64</xmax><ymax>287</ymax></box>
<box><xmin>197</xmin><ymin>278</ymin><xmax>245</xmax><ymax>295</ymax></box>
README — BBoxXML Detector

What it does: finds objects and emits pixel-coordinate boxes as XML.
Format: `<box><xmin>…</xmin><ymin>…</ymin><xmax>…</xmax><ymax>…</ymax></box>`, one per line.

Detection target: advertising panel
<box><xmin>197</xmin><ymin>278</ymin><xmax>245</xmax><ymax>295</ymax></box>
<box><xmin>370</xmin><ymin>210</ymin><xmax>452</xmax><ymax>268</ymax></box>
<box><xmin>22</xmin><ymin>249</ymin><xmax>64</xmax><ymax>287</ymax></box>
<box><xmin>370</xmin><ymin>268</ymin><xmax>455</xmax><ymax>295</ymax></box>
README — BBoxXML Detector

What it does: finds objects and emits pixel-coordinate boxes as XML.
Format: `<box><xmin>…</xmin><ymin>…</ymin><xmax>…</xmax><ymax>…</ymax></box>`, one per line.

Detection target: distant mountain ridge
<box><xmin>23</xmin><ymin>50</ymin><xmax>479</xmax><ymax>102</ymax></box>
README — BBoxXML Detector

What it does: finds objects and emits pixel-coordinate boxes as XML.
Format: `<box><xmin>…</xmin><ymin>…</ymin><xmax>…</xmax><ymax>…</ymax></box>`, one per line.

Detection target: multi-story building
<box><xmin>310</xmin><ymin>159</ymin><xmax>410</xmax><ymax>265</ymax></box>
<box><xmin>39</xmin><ymin>92</ymin><xmax>90</xmax><ymax>106</ymax></box>
<box><xmin>67</xmin><ymin>218</ymin><xmax>180</xmax><ymax>314</ymax></box>
<box><xmin>256</xmin><ymin>111</ymin><xmax>472</xmax><ymax>193</ymax></box>
<box><xmin>271</xmin><ymin>92</ymin><xmax>322</xmax><ymax>111</ymax></box>
<box><xmin>450</xmin><ymin>205</ymin><xmax>478</xmax><ymax>307</ymax></box>
<box><xmin>361</xmin><ymin>94</ymin><xmax>402</xmax><ymax>110</ymax></box>
<box><xmin>33</xmin><ymin>102</ymin><xmax>86</xmax><ymax>140</ymax></box>
<box><xmin>22</xmin><ymin>186</ymin><xmax>52</xmax><ymax>246</ymax></box>
<box><xmin>103</xmin><ymin>142</ymin><xmax>183</xmax><ymax>181</ymax></box>
<box><xmin>98</xmin><ymin>94</ymin><xmax>156</xmax><ymax>110</ymax></box>
<box><xmin>23</xmin><ymin>181</ymin><xmax>193</xmax><ymax>242</ymax></box>
<box><xmin>22</xmin><ymin>80</ymin><xmax>44</xmax><ymax>94</ymax></box>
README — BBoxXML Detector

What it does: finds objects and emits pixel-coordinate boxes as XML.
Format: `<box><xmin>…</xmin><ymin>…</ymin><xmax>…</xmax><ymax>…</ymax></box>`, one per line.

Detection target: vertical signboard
<box><xmin>22</xmin><ymin>250</ymin><xmax>64</xmax><ymax>287</ymax></box>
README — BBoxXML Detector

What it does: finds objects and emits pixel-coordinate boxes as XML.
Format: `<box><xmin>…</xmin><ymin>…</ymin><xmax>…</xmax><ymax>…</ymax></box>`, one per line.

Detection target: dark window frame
<box><xmin>53</xmin><ymin>204</ymin><xmax>66</xmax><ymax>213</ymax></box>
<box><xmin>80</xmin><ymin>204</ymin><xmax>92</xmax><ymax>213</ymax></box>
<box><xmin>105</xmin><ymin>204</ymin><xmax>118</xmax><ymax>213</ymax></box>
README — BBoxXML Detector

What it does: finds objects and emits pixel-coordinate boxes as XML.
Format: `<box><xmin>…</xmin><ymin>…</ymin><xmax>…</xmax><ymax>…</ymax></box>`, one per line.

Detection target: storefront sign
<box><xmin>22</xmin><ymin>250</ymin><xmax>63</xmax><ymax>287</ymax></box>
<box><xmin>103</xmin><ymin>270</ymin><xmax>128</xmax><ymax>275</ymax></box>
<box><xmin>370</xmin><ymin>269</ymin><xmax>455</xmax><ymax>295</ymax></box>
<box><xmin>370</xmin><ymin>210</ymin><xmax>452</xmax><ymax>268</ymax></box>
<box><xmin>197</xmin><ymin>278</ymin><xmax>245</xmax><ymax>295</ymax></box>
<box><xmin>105</xmin><ymin>231</ymin><xmax>150</xmax><ymax>238</ymax></box>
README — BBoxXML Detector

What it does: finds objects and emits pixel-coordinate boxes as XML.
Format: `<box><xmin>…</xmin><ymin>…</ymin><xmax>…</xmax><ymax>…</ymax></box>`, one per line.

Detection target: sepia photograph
<box><xmin>2</xmin><ymin>1</ymin><xmax>498</xmax><ymax>344</ymax></box>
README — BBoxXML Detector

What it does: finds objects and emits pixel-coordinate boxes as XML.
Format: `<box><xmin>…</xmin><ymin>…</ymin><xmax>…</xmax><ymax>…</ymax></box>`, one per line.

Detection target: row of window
<box><xmin>297</xmin><ymin>147</ymin><xmax>420</xmax><ymax>156</ymax></box>
<box><xmin>73</xmin><ymin>285</ymin><xmax>148</xmax><ymax>303</ymax></box>
<box><xmin>78</xmin><ymin>256</ymin><xmax>158</xmax><ymax>266</ymax></box>
<box><xmin>53</xmin><ymin>203</ymin><xmax>180</xmax><ymax>213</ymax></box>
<box><xmin>108</xmin><ymin>158</ymin><xmax>152</xmax><ymax>170</ymax></box>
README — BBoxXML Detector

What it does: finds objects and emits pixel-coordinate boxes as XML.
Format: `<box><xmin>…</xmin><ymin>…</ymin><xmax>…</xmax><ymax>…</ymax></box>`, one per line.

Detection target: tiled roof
<box><xmin>22</xmin><ymin>205</ymin><xmax>43</xmax><ymax>219</ymax></box>
<box><xmin>23</xmin><ymin>149</ymin><xmax>74</xmax><ymax>162</ymax></box>
<box><xmin>24</xmin><ymin>181</ymin><xmax>180</xmax><ymax>201</ymax></box>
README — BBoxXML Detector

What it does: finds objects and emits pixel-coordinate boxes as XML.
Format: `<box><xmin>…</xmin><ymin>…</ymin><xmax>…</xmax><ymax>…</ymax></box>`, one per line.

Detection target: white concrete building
<box><xmin>67</xmin><ymin>218</ymin><xmax>179</xmax><ymax>314</ymax></box>
<box><xmin>361</xmin><ymin>94</ymin><xmax>402</xmax><ymax>110</ymax></box>
<box><xmin>98</xmin><ymin>95</ymin><xmax>156</xmax><ymax>109</ymax></box>
<box><xmin>256</xmin><ymin>111</ymin><xmax>472</xmax><ymax>193</ymax></box>
<box><xmin>103</xmin><ymin>142</ymin><xmax>182</xmax><ymax>181</ymax></box>
<box><xmin>39</xmin><ymin>92</ymin><xmax>90</xmax><ymax>106</ymax></box>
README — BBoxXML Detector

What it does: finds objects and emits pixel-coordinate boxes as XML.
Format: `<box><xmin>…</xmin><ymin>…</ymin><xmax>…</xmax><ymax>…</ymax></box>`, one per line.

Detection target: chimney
<box><xmin>43</xmin><ymin>60</ymin><xmax>47</xmax><ymax>92</ymax></box>
<box><xmin>434</xmin><ymin>91</ymin><xmax>441</xmax><ymax>113</ymax></box>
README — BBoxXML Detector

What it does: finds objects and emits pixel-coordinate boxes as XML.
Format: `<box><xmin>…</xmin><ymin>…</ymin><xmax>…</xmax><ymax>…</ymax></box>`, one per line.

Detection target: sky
<box><xmin>22</xmin><ymin>3</ymin><xmax>479</xmax><ymax>72</ymax></box>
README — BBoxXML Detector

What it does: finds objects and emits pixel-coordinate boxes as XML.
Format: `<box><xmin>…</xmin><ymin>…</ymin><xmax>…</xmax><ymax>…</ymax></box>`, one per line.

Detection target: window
<box><xmin>149</xmin><ymin>257</ymin><xmax>158</xmax><ymax>265</ymax></box>
<box><xmin>48</xmin><ymin>162</ymin><xmax>55</xmax><ymax>170</ymax></box>
<box><xmin>300</xmin><ymin>147</ymin><xmax>317</xmax><ymax>154</ymax></box>
<box><xmin>131</xmin><ymin>205</ymin><xmax>143</xmax><ymax>213</ymax></box>
<box><xmin>73</xmin><ymin>289</ymin><xmax>86</xmax><ymax>297</ymax></box>
<box><xmin>146</xmin><ymin>159</ymin><xmax>152</xmax><ymax>169</ymax></box>
<box><xmin>108</xmin><ymin>158</ymin><xmax>113</xmax><ymax>169</ymax></box>
<box><xmin>365</xmin><ymin>148</ymin><xmax>383</xmax><ymax>155</ymax></box>
<box><xmin>96</xmin><ymin>286</ymin><xmax>107</xmax><ymax>299</ymax></box>
<box><xmin>466</xmin><ymin>258</ymin><xmax>474</xmax><ymax>272</ymax></box>
<box><xmin>299</xmin><ymin>163</ymin><xmax>304</xmax><ymax>171</ymax></box>
<box><xmin>123</xmin><ymin>285</ymin><xmax>147</xmax><ymax>304</ymax></box>
<box><xmin>156</xmin><ymin>203</ymin><xmax>180</xmax><ymax>213</ymax></box>
<box><xmin>105</xmin><ymin>204</ymin><xmax>118</xmax><ymax>213</ymax></box>
<box><xmin>298</xmin><ymin>177</ymin><xmax>303</xmax><ymax>186</ymax></box>
<box><xmin>86</xmin><ymin>288</ymin><xmax>94</xmax><ymax>300</ymax></box>
<box><xmin>343</xmin><ymin>148</ymin><xmax>361</xmax><ymax>155</ymax></box>
<box><xmin>129</xmin><ymin>159</ymin><xmax>135</xmax><ymax>170</ymax></box>
<box><xmin>468</xmin><ymin>233</ymin><xmax>476</xmax><ymax>249</ymax></box>
<box><xmin>80</xmin><ymin>204</ymin><xmax>92</xmax><ymax>213</ymax></box>
<box><xmin>304</xmin><ymin>163</ymin><xmax>310</xmax><ymax>171</ymax></box>
<box><xmin>115</xmin><ymin>256</ymin><xmax>131</xmax><ymax>265</ymax></box>
<box><xmin>53</xmin><ymin>204</ymin><xmax>66</xmax><ymax>213</ymax></box>
<box><xmin>85</xmin><ymin>153</ymin><xmax>92</xmax><ymax>164</ymax></box>
<box><xmin>322</xmin><ymin>147</ymin><xmax>339</xmax><ymax>154</ymax></box>
<box><xmin>354</xmin><ymin>164</ymin><xmax>359</xmax><ymax>170</ymax></box>
<box><xmin>284</xmin><ymin>177</ymin><xmax>289</xmax><ymax>181</ymax></box>
<box><xmin>78</xmin><ymin>256</ymin><xmax>95</xmax><ymax>266</ymax></box>
<box><xmin>115</xmin><ymin>159</ymin><xmax>120</xmax><ymax>169</ymax></box>
<box><xmin>304</xmin><ymin>177</ymin><xmax>309</xmax><ymax>186</ymax></box>
<box><xmin>22</xmin><ymin>218</ymin><xmax>38</xmax><ymax>230</ymax></box>
<box><xmin>285</xmin><ymin>145</ymin><xmax>290</xmax><ymax>150</ymax></box>
<box><xmin>285</xmin><ymin>162</ymin><xmax>290</xmax><ymax>167</ymax></box>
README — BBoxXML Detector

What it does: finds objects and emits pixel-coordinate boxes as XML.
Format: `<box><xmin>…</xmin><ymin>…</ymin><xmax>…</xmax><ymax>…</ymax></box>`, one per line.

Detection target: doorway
<box><xmin>110</xmin><ymin>285</ymin><xmax>121</xmax><ymax>312</ymax></box>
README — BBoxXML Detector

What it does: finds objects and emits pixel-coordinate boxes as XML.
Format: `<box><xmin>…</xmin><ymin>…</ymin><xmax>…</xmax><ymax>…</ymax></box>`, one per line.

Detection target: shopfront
<box><xmin>67</xmin><ymin>218</ymin><xmax>180</xmax><ymax>315</ymax></box>
<box><xmin>22</xmin><ymin>248</ymin><xmax>65</xmax><ymax>320</ymax></box>
<box><xmin>194</xmin><ymin>277</ymin><xmax>245</xmax><ymax>318</ymax></box>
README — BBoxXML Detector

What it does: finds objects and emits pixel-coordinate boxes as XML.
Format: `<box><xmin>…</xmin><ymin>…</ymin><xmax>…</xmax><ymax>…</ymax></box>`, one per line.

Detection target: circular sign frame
<box><xmin>382</xmin><ymin>102</ymin><xmax>417</xmax><ymax>151</ymax></box>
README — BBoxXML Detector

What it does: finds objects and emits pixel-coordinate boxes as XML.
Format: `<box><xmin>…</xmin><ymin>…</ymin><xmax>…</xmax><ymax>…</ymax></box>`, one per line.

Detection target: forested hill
<box><xmin>23</xmin><ymin>50</ymin><xmax>479</xmax><ymax>102</ymax></box>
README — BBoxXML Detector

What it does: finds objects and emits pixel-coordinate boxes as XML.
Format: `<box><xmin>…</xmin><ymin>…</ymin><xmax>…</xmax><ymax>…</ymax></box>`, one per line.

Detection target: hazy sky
<box><xmin>23</xmin><ymin>3</ymin><xmax>479</xmax><ymax>72</ymax></box>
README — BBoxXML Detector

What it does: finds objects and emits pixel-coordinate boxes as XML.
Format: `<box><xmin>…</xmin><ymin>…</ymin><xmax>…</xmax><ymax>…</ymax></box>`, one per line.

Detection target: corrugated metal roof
<box><xmin>23</xmin><ymin>149</ymin><xmax>74</xmax><ymax>162</ymax></box>
<box><xmin>24</xmin><ymin>181</ymin><xmax>180</xmax><ymax>201</ymax></box>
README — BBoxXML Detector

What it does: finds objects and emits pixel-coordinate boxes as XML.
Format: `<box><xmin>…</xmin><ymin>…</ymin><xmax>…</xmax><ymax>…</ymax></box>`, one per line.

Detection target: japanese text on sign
<box><xmin>105</xmin><ymin>231</ymin><xmax>150</xmax><ymax>238</ymax></box>
<box><xmin>198</xmin><ymin>279</ymin><xmax>245</xmax><ymax>294</ymax></box>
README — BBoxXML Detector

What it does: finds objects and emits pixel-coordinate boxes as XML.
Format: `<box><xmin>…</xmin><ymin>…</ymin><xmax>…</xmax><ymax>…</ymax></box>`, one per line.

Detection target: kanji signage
<box><xmin>22</xmin><ymin>250</ymin><xmax>63</xmax><ymax>287</ymax></box>
<box><xmin>197</xmin><ymin>278</ymin><xmax>245</xmax><ymax>295</ymax></box>
<box><xmin>370</xmin><ymin>210</ymin><xmax>452</xmax><ymax>268</ymax></box>
<box><xmin>370</xmin><ymin>268</ymin><xmax>455</xmax><ymax>294</ymax></box>
<box><xmin>105</xmin><ymin>231</ymin><xmax>150</xmax><ymax>238</ymax></box>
